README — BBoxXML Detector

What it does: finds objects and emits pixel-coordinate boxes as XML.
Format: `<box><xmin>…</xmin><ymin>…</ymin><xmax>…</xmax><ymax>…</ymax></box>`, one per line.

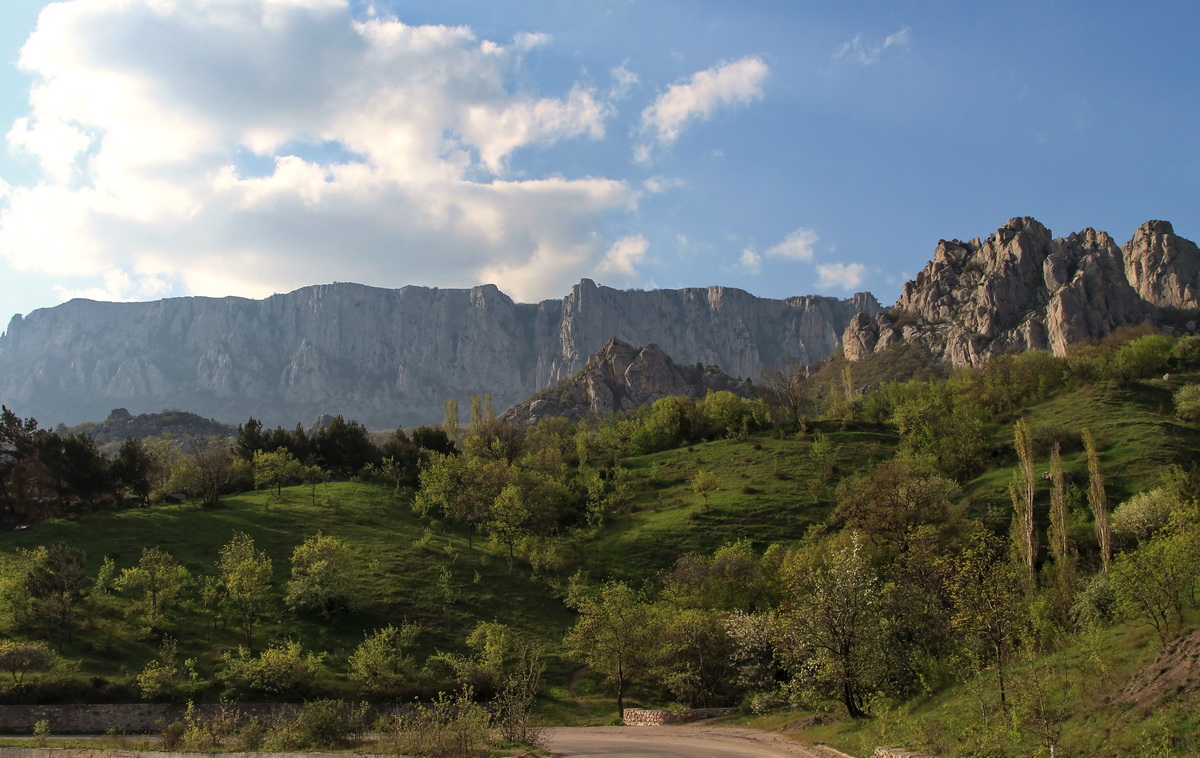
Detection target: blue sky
<box><xmin>1</xmin><ymin>0</ymin><xmax>1197</xmax><ymax>323</ymax></box>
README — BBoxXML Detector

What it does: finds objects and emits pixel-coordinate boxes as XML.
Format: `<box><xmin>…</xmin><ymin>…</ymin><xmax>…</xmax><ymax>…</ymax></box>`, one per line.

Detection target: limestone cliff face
<box><xmin>0</xmin><ymin>281</ymin><xmax>876</xmax><ymax>428</ymax></box>
<box><xmin>843</xmin><ymin>219</ymin><xmax>1199</xmax><ymax>367</ymax></box>
<box><xmin>502</xmin><ymin>338</ymin><xmax>754</xmax><ymax>425</ymax></box>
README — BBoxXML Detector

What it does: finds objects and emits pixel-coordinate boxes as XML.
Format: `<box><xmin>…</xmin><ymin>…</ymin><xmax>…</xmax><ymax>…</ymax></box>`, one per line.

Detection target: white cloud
<box><xmin>0</xmin><ymin>0</ymin><xmax>636</xmax><ymax>305</ymax></box>
<box><xmin>596</xmin><ymin>234</ymin><xmax>648</xmax><ymax>280</ymax></box>
<box><xmin>834</xmin><ymin>25</ymin><xmax>912</xmax><ymax>65</ymax></box>
<box><xmin>642</xmin><ymin>175</ymin><xmax>685</xmax><ymax>194</ymax></box>
<box><xmin>609</xmin><ymin>62</ymin><xmax>638</xmax><ymax>100</ymax></box>
<box><xmin>739</xmin><ymin>247</ymin><xmax>761</xmax><ymax>275</ymax></box>
<box><xmin>636</xmin><ymin>57</ymin><xmax>768</xmax><ymax>160</ymax></box>
<box><xmin>766</xmin><ymin>227</ymin><xmax>819</xmax><ymax>261</ymax></box>
<box><xmin>815</xmin><ymin>262</ymin><xmax>866</xmax><ymax>291</ymax></box>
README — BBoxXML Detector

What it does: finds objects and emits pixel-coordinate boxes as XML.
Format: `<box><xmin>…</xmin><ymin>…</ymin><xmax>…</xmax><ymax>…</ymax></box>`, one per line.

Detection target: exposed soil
<box><xmin>1115</xmin><ymin>626</ymin><xmax>1200</xmax><ymax>709</ymax></box>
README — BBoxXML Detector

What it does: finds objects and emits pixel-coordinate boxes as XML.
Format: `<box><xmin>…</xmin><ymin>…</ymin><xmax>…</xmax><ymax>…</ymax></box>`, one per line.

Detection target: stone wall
<box><xmin>872</xmin><ymin>747</ymin><xmax>939</xmax><ymax>758</ymax></box>
<box><xmin>622</xmin><ymin>707</ymin><xmax>739</xmax><ymax>726</ymax></box>
<box><xmin>0</xmin><ymin>750</ymin><xmax>386</xmax><ymax>758</ymax></box>
<box><xmin>0</xmin><ymin>704</ymin><xmax>351</xmax><ymax>735</ymax></box>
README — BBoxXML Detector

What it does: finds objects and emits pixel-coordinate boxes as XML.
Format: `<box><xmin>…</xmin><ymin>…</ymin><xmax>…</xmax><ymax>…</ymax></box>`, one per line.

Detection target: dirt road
<box><xmin>542</xmin><ymin>725</ymin><xmax>847</xmax><ymax>757</ymax></box>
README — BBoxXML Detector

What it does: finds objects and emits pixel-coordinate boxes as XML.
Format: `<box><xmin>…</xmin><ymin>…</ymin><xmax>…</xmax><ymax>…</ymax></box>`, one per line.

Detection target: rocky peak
<box><xmin>844</xmin><ymin>219</ymin><xmax>1198</xmax><ymax>367</ymax></box>
<box><xmin>501</xmin><ymin>337</ymin><xmax>753</xmax><ymax>425</ymax></box>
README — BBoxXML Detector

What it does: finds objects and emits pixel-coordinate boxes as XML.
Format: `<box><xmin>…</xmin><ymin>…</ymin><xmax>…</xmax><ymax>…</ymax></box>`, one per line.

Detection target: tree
<box><xmin>348</xmin><ymin>623</ymin><xmax>422</xmax><ymax>697</ymax></box>
<box><xmin>781</xmin><ymin>535</ymin><xmax>885</xmax><ymax>719</ymax></box>
<box><xmin>832</xmin><ymin>459</ymin><xmax>960</xmax><ymax>556</ymax></box>
<box><xmin>110</xmin><ymin>437</ymin><xmax>153</xmax><ymax>507</ymax></box>
<box><xmin>1110</xmin><ymin>525</ymin><xmax>1200</xmax><ymax>644</ymax></box>
<box><xmin>1082</xmin><ymin>428</ymin><xmax>1112</xmax><ymax>575</ymax></box>
<box><xmin>949</xmin><ymin>524</ymin><xmax>1027</xmax><ymax>710</ymax></box>
<box><xmin>25</xmin><ymin>540</ymin><xmax>89</xmax><ymax>650</ymax></box>
<box><xmin>1047</xmin><ymin>443</ymin><xmax>1070</xmax><ymax>564</ymax></box>
<box><xmin>252</xmin><ymin>449</ymin><xmax>305</xmax><ymax>500</ymax></box>
<box><xmin>218</xmin><ymin>532</ymin><xmax>272</xmax><ymax>652</ymax></box>
<box><xmin>1010</xmin><ymin>419</ymin><xmax>1038</xmax><ymax>587</ymax></box>
<box><xmin>760</xmin><ymin>357</ymin><xmax>812</xmax><ymax>429</ymax></box>
<box><xmin>284</xmin><ymin>532</ymin><xmax>359</xmax><ymax>617</ymax></box>
<box><xmin>183</xmin><ymin>440</ymin><xmax>237</xmax><ymax>509</ymax></box>
<box><xmin>0</xmin><ymin>640</ymin><xmax>55</xmax><ymax>685</ymax></box>
<box><xmin>234</xmin><ymin>417</ymin><xmax>270</xmax><ymax>461</ymax></box>
<box><xmin>691</xmin><ymin>469</ymin><xmax>718</xmax><ymax>509</ymax></box>
<box><xmin>117</xmin><ymin>546</ymin><xmax>187</xmax><ymax>629</ymax></box>
<box><xmin>563</xmin><ymin>582</ymin><xmax>660</xmax><ymax>721</ymax></box>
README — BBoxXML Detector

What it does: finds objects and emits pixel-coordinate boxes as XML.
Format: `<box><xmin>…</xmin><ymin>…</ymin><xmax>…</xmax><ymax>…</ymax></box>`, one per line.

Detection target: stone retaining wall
<box><xmin>622</xmin><ymin>707</ymin><xmax>739</xmax><ymax>726</ymax></box>
<box><xmin>0</xmin><ymin>705</ymin><xmax>359</xmax><ymax>735</ymax></box>
<box><xmin>0</xmin><ymin>750</ymin><xmax>387</xmax><ymax>758</ymax></box>
<box><xmin>872</xmin><ymin>748</ymin><xmax>939</xmax><ymax>758</ymax></box>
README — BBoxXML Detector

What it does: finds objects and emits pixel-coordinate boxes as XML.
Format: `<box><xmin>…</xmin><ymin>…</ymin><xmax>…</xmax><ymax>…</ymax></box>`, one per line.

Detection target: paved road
<box><xmin>542</xmin><ymin>725</ymin><xmax>838</xmax><ymax>758</ymax></box>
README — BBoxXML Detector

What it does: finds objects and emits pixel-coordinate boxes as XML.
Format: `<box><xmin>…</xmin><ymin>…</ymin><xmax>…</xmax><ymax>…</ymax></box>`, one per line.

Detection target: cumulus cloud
<box><xmin>815</xmin><ymin>262</ymin><xmax>866</xmax><ymax>291</ymax></box>
<box><xmin>739</xmin><ymin>247</ymin><xmax>761</xmax><ymax>275</ymax></box>
<box><xmin>766</xmin><ymin>227</ymin><xmax>819</xmax><ymax>261</ymax></box>
<box><xmin>596</xmin><ymin>235</ymin><xmax>648</xmax><ymax>280</ymax></box>
<box><xmin>0</xmin><ymin>0</ymin><xmax>637</xmax><ymax>305</ymax></box>
<box><xmin>636</xmin><ymin>57</ymin><xmax>768</xmax><ymax>161</ymax></box>
<box><xmin>834</xmin><ymin>26</ymin><xmax>912</xmax><ymax>65</ymax></box>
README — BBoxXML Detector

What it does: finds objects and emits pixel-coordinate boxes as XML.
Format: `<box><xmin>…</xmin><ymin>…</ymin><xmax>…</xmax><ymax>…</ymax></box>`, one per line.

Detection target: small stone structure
<box><xmin>622</xmin><ymin>707</ymin><xmax>739</xmax><ymax>726</ymax></box>
<box><xmin>872</xmin><ymin>748</ymin><xmax>939</xmax><ymax>758</ymax></box>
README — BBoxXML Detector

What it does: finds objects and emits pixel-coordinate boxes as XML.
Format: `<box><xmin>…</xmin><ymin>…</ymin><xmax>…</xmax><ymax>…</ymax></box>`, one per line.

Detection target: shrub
<box><xmin>1112</xmin><ymin>488</ymin><xmax>1178</xmax><ymax>544</ymax></box>
<box><xmin>1174</xmin><ymin>384</ymin><xmax>1200</xmax><ymax>422</ymax></box>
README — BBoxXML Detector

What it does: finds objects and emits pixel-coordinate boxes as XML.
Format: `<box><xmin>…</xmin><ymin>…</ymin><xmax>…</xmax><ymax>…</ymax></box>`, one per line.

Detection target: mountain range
<box><xmin>0</xmin><ymin>279</ymin><xmax>875</xmax><ymax>428</ymax></box>
<box><xmin>1</xmin><ymin>218</ymin><xmax>1195</xmax><ymax>429</ymax></box>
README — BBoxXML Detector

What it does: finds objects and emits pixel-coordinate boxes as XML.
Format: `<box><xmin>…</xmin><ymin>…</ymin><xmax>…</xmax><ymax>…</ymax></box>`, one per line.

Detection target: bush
<box><xmin>217</xmin><ymin>641</ymin><xmax>326</xmax><ymax>699</ymax></box>
<box><xmin>374</xmin><ymin>689</ymin><xmax>490</xmax><ymax>757</ymax></box>
<box><xmin>1112</xmin><ymin>488</ymin><xmax>1178</xmax><ymax>545</ymax></box>
<box><xmin>1174</xmin><ymin>384</ymin><xmax>1200</xmax><ymax>423</ymax></box>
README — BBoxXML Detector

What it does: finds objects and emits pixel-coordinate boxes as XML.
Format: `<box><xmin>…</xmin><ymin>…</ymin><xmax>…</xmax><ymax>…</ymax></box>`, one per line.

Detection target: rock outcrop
<box><xmin>843</xmin><ymin>219</ymin><xmax>1200</xmax><ymax>367</ymax></box>
<box><xmin>501</xmin><ymin>338</ymin><xmax>754</xmax><ymax>425</ymax></box>
<box><xmin>0</xmin><ymin>280</ymin><xmax>876</xmax><ymax>428</ymax></box>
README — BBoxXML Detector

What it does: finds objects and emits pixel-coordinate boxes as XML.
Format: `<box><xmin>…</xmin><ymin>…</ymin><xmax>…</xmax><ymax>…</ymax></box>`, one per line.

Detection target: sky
<box><xmin>1</xmin><ymin>0</ymin><xmax>1198</xmax><ymax>324</ymax></box>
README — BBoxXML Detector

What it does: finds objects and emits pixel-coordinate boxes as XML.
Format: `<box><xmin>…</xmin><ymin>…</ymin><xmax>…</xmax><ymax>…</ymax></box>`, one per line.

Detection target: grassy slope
<box><xmin>2</xmin><ymin>374</ymin><xmax>1198</xmax><ymax>746</ymax></box>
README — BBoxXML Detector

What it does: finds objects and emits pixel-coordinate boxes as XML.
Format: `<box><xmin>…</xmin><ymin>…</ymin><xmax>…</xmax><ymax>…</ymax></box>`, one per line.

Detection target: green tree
<box><xmin>1010</xmin><ymin>419</ymin><xmax>1038</xmax><ymax>587</ymax></box>
<box><xmin>252</xmin><ymin>449</ymin><xmax>305</xmax><ymax>501</ymax></box>
<box><xmin>949</xmin><ymin>524</ymin><xmax>1027</xmax><ymax>709</ymax></box>
<box><xmin>691</xmin><ymin>469</ymin><xmax>718</xmax><ymax>509</ymax></box>
<box><xmin>1110</xmin><ymin>524</ymin><xmax>1200</xmax><ymax>644</ymax></box>
<box><xmin>284</xmin><ymin>533</ymin><xmax>359</xmax><ymax>617</ymax></box>
<box><xmin>218</xmin><ymin>532</ymin><xmax>272</xmax><ymax>652</ymax></box>
<box><xmin>1083</xmin><ymin>428</ymin><xmax>1112</xmax><ymax>575</ymax></box>
<box><xmin>781</xmin><ymin>535</ymin><xmax>885</xmax><ymax>719</ymax></box>
<box><xmin>563</xmin><ymin>582</ymin><xmax>660</xmax><ymax>721</ymax></box>
<box><xmin>0</xmin><ymin>640</ymin><xmax>55</xmax><ymax>685</ymax></box>
<box><xmin>832</xmin><ymin>459</ymin><xmax>961</xmax><ymax>556</ymax></box>
<box><xmin>25</xmin><ymin>540</ymin><xmax>89</xmax><ymax>649</ymax></box>
<box><xmin>116</xmin><ymin>546</ymin><xmax>188</xmax><ymax>629</ymax></box>
<box><xmin>110</xmin><ymin>436</ymin><xmax>154</xmax><ymax>507</ymax></box>
<box><xmin>348</xmin><ymin>623</ymin><xmax>421</xmax><ymax>697</ymax></box>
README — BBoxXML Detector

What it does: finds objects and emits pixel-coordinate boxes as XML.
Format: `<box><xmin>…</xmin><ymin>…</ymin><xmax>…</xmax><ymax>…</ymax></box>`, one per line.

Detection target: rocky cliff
<box><xmin>501</xmin><ymin>338</ymin><xmax>754</xmax><ymax>425</ymax></box>
<box><xmin>0</xmin><ymin>280</ymin><xmax>876</xmax><ymax>428</ymax></box>
<box><xmin>842</xmin><ymin>219</ymin><xmax>1200</xmax><ymax>367</ymax></box>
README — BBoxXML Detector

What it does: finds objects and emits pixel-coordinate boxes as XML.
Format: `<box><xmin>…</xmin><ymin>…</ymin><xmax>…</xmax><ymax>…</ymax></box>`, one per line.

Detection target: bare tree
<box><xmin>185</xmin><ymin>440</ymin><xmax>236</xmax><ymax>509</ymax></box>
<box><xmin>759</xmin><ymin>357</ymin><xmax>813</xmax><ymax>429</ymax></box>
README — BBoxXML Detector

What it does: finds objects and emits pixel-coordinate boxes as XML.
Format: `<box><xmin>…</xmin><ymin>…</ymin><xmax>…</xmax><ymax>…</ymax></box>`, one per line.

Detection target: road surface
<box><xmin>542</xmin><ymin>725</ymin><xmax>846</xmax><ymax>757</ymax></box>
